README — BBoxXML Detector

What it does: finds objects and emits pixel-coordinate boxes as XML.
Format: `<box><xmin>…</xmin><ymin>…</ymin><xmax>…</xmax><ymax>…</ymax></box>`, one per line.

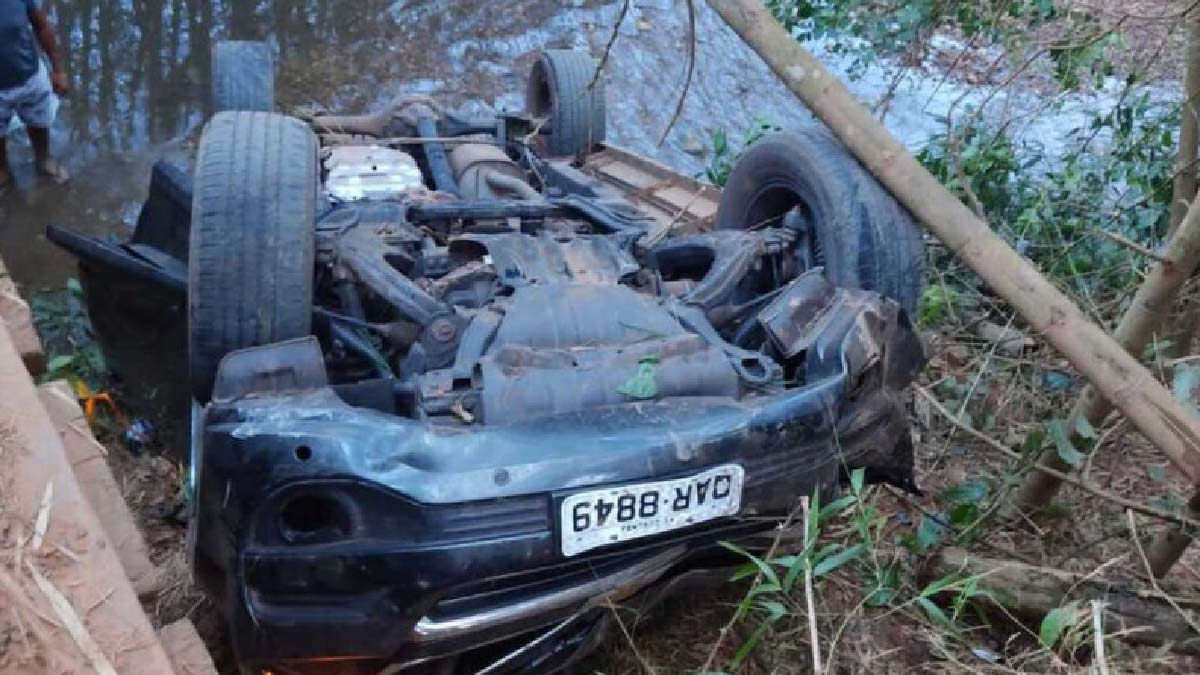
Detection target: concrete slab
<box><xmin>38</xmin><ymin>380</ymin><xmax>163</xmax><ymax>598</ymax></box>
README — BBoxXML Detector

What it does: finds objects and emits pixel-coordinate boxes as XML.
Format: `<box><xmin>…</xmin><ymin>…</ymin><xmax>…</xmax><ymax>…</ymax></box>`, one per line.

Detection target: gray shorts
<box><xmin>0</xmin><ymin>62</ymin><xmax>56</xmax><ymax>138</ymax></box>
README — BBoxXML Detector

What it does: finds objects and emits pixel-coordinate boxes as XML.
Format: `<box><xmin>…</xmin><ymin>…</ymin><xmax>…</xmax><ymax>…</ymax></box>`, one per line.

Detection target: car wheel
<box><xmin>715</xmin><ymin>128</ymin><xmax>923</xmax><ymax>315</ymax></box>
<box><xmin>188</xmin><ymin>111</ymin><xmax>317</xmax><ymax>402</ymax></box>
<box><xmin>526</xmin><ymin>49</ymin><xmax>607</xmax><ymax>156</ymax></box>
<box><xmin>211</xmin><ymin>41</ymin><xmax>275</xmax><ymax>112</ymax></box>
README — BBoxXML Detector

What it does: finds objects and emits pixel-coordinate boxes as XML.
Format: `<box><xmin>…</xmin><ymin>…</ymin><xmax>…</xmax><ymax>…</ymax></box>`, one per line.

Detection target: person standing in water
<box><xmin>0</xmin><ymin>0</ymin><xmax>69</xmax><ymax>192</ymax></box>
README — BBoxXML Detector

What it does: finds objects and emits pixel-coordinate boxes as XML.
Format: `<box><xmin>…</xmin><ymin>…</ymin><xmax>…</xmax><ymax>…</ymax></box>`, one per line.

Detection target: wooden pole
<box><xmin>1017</xmin><ymin>193</ymin><xmax>1200</xmax><ymax>510</ymax></box>
<box><xmin>706</xmin><ymin>0</ymin><xmax>1200</xmax><ymax>495</ymax></box>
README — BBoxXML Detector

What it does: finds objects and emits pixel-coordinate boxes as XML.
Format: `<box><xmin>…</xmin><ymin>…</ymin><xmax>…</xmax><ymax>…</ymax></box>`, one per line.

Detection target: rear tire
<box><xmin>211</xmin><ymin>41</ymin><xmax>275</xmax><ymax>112</ymax></box>
<box><xmin>715</xmin><ymin>128</ymin><xmax>923</xmax><ymax>314</ymax></box>
<box><xmin>188</xmin><ymin>111</ymin><xmax>317</xmax><ymax>401</ymax></box>
<box><xmin>526</xmin><ymin>50</ymin><xmax>607</xmax><ymax>156</ymax></box>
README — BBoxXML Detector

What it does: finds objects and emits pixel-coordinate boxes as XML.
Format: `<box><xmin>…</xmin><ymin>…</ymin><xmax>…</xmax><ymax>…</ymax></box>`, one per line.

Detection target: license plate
<box><xmin>559</xmin><ymin>465</ymin><xmax>744</xmax><ymax>557</ymax></box>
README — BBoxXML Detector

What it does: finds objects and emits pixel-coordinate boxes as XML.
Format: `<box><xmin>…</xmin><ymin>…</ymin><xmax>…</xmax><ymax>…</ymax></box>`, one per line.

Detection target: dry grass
<box><xmin>578</xmin><ymin>308</ymin><xmax>1200</xmax><ymax>673</ymax></box>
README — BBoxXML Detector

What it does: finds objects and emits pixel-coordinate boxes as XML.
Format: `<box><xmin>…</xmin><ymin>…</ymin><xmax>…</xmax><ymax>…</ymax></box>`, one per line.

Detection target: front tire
<box><xmin>715</xmin><ymin>128</ymin><xmax>923</xmax><ymax>314</ymax></box>
<box><xmin>188</xmin><ymin>111</ymin><xmax>317</xmax><ymax>401</ymax></box>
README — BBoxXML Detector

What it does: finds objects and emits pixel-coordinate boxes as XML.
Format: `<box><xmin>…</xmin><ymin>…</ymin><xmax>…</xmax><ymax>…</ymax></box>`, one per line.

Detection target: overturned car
<box><xmin>50</xmin><ymin>44</ymin><xmax>926</xmax><ymax>674</ymax></box>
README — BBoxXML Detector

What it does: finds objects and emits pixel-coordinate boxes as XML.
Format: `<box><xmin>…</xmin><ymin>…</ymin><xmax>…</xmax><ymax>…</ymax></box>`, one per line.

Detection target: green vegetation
<box><xmin>693</xmin><ymin>1</ymin><xmax>1195</xmax><ymax>671</ymax></box>
<box><xmin>917</xmin><ymin>94</ymin><xmax>1178</xmax><ymax>301</ymax></box>
<box><xmin>30</xmin><ymin>277</ymin><xmax>108</xmax><ymax>390</ymax></box>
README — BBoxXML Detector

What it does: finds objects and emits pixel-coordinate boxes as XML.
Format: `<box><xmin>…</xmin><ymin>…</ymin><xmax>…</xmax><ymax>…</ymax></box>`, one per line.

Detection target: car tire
<box><xmin>526</xmin><ymin>49</ymin><xmax>607</xmax><ymax>156</ymax></box>
<box><xmin>715</xmin><ymin>128</ymin><xmax>923</xmax><ymax>314</ymax></box>
<box><xmin>211</xmin><ymin>41</ymin><xmax>275</xmax><ymax>112</ymax></box>
<box><xmin>188</xmin><ymin>111</ymin><xmax>317</xmax><ymax>401</ymax></box>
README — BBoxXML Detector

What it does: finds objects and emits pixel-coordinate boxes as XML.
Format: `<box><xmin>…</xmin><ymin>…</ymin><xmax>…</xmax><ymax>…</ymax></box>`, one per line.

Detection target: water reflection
<box><xmin>50</xmin><ymin>0</ymin><xmax>407</xmax><ymax>158</ymax></box>
<box><xmin>0</xmin><ymin>0</ymin><xmax>803</xmax><ymax>288</ymax></box>
<box><xmin>0</xmin><ymin>0</ymin><xmax>427</xmax><ymax>288</ymax></box>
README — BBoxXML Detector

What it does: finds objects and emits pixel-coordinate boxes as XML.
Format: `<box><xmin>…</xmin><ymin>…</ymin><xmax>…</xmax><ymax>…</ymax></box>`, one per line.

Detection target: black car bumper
<box><xmin>192</xmin><ymin>371</ymin><xmax>916</xmax><ymax>672</ymax></box>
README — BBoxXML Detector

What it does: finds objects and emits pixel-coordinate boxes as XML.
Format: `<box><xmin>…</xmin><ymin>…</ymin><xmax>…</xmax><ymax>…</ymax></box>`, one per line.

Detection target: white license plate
<box><xmin>559</xmin><ymin>465</ymin><xmax>744</xmax><ymax>557</ymax></box>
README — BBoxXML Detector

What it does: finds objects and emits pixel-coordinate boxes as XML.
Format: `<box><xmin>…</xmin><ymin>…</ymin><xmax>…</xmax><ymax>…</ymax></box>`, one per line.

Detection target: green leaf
<box><xmin>1073</xmin><ymin>415</ymin><xmax>1097</xmax><ymax>440</ymax></box>
<box><xmin>1039</xmin><ymin>602</ymin><xmax>1080</xmax><ymax>649</ymax></box>
<box><xmin>1021</xmin><ymin>429</ymin><xmax>1046</xmax><ymax>455</ymax></box>
<box><xmin>813</xmin><ymin>543</ymin><xmax>864</xmax><ymax>577</ymax></box>
<box><xmin>617</xmin><ymin>357</ymin><xmax>659</xmax><ymax>400</ymax></box>
<box><xmin>850</xmin><ymin>467</ymin><xmax>866</xmax><ymax>495</ymax></box>
<box><xmin>818</xmin><ymin>494</ymin><xmax>857</xmax><ymax>523</ymax></box>
<box><xmin>918</xmin><ymin>597</ymin><xmax>952</xmax><ymax>628</ymax></box>
<box><xmin>915</xmin><ymin>515</ymin><xmax>944</xmax><ymax>551</ymax></box>
<box><xmin>1146</xmin><ymin>464</ymin><xmax>1168</xmax><ymax>484</ymax></box>
<box><xmin>805</xmin><ymin>491</ymin><xmax>821</xmax><ymax>549</ymax></box>
<box><xmin>720</xmin><ymin>542</ymin><xmax>781</xmax><ymax>589</ymax></box>
<box><xmin>730</xmin><ymin>619</ymin><xmax>772</xmax><ymax>669</ymax></box>
<box><xmin>747</xmin><ymin>582</ymin><xmax>782</xmax><ymax>597</ymax></box>
<box><xmin>940</xmin><ymin>481</ymin><xmax>988</xmax><ymax>505</ymax></box>
<box><xmin>730</xmin><ymin>561</ymin><xmax>759</xmax><ymax>582</ymax></box>
<box><xmin>921</xmin><ymin>573</ymin><xmax>965</xmax><ymax>598</ymax></box>
<box><xmin>1048</xmin><ymin>418</ymin><xmax>1084</xmax><ymax>467</ymax></box>
<box><xmin>46</xmin><ymin>354</ymin><xmax>75</xmax><ymax>373</ymax></box>
<box><xmin>948</xmin><ymin>503</ymin><xmax>979</xmax><ymax>527</ymax></box>
<box><xmin>867</xmin><ymin>565</ymin><xmax>900</xmax><ymax>607</ymax></box>
<box><xmin>1151</xmin><ymin>493</ymin><xmax>1183</xmax><ymax>513</ymax></box>
<box><xmin>758</xmin><ymin>599</ymin><xmax>787</xmax><ymax>620</ymax></box>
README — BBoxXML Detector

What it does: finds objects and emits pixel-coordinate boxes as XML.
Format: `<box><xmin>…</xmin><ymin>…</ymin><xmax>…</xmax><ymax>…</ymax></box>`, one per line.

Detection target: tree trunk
<box><xmin>1017</xmin><ymin>193</ymin><xmax>1200</xmax><ymax>510</ymax></box>
<box><xmin>707</xmin><ymin>0</ymin><xmax>1200</xmax><ymax>491</ymax></box>
<box><xmin>1166</xmin><ymin>16</ymin><xmax>1200</xmax><ymax>360</ymax></box>
<box><xmin>923</xmin><ymin>547</ymin><xmax>1200</xmax><ymax>654</ymax></box>
<box><xmin>1170</xmin><ymin>19</ymin><xmax>1200</xmax><ymax>237</ymax></box>
<box><xmin>1146</xmin><ymin>490</ymin><xmax>1200</xmax><ymax>577</ymax></box>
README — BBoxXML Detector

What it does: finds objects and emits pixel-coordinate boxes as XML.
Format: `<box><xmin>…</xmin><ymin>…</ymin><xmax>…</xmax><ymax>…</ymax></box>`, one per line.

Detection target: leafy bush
<box><xmin>703</xmin><ymin>118</ymin><xmax>781</xmax><ymax>187</ymax></box>
<box><xmin>917</xmin><ymin>93</ymin><xmax>1178</xmax><ymax>297</ymax></box>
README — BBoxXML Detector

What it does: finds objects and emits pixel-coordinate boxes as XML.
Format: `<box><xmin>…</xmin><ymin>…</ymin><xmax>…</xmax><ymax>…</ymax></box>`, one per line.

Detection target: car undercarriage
<box><xmin>49</xmin><ymin>46</ymin><xmax>926</xmax><ymax>674</ymax></box>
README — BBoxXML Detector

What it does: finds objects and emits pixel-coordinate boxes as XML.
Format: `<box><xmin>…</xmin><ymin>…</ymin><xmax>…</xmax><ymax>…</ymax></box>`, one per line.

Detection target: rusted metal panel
<box><xmin>583</xmin><ymin>143</ymin><xmax>721</xmax><ymax>231</ymax></box>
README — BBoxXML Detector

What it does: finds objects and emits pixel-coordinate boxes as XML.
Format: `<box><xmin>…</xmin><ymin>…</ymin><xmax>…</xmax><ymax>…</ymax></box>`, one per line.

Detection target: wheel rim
<box><xmin>742</xmin><ymin>182</ymin><xmax>823</xmax><ymax>269</ymax></box>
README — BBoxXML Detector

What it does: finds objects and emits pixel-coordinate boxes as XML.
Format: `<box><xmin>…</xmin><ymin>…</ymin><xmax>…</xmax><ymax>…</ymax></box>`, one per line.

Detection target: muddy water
<box><xmin>0</xmin><ymin>0</ymin><xmax>822</xmax><ymax>290</ymax></box>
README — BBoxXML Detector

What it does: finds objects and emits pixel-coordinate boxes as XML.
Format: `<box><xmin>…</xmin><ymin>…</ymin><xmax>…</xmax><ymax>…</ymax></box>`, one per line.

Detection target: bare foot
<box><xmin>36</xmin><ymin>159</ymin><xmax>70</xmax><ymax>184</ymax></box>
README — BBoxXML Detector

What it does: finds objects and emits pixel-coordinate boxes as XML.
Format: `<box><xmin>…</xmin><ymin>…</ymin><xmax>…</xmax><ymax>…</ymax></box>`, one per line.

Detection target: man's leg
<box><xmin>19</xmin><ymin>66</ymin><xmax>67</xmax><ymax>183</ymax></box>
<box><xmin>0</xmin><ymin>135</ymin><xmax>10</xmax><ymax>188</ymax></box>
<box><xmin>28</xmin><ymin>125</ymin><xmax>51</xmax><ymax>169</ymax></box>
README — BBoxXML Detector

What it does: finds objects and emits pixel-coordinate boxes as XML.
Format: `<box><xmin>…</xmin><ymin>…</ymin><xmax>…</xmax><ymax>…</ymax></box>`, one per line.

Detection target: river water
<box><xmin>0</xmin><ymin>0</ymin><xmax>832</xmax><ymax>290</ymax></box>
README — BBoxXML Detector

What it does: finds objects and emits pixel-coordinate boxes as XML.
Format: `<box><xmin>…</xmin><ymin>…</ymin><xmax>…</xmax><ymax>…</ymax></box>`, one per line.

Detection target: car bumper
<box><xmin>192</xmin><ymin>276</ymin><xmax>923</xmax><ymax>671</ymax></box>
<box><xmin>193</xmin><ymin>381</ymin><xmax>915</xmax><ymax>670</ymax></box>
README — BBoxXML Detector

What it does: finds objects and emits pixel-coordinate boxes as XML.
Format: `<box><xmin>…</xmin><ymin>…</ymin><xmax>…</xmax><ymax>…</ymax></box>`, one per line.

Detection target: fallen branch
<box><xmin>923</xmin><ymin>547</ymin><xmax>1200</xmax><ymax>655</ymax></box>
